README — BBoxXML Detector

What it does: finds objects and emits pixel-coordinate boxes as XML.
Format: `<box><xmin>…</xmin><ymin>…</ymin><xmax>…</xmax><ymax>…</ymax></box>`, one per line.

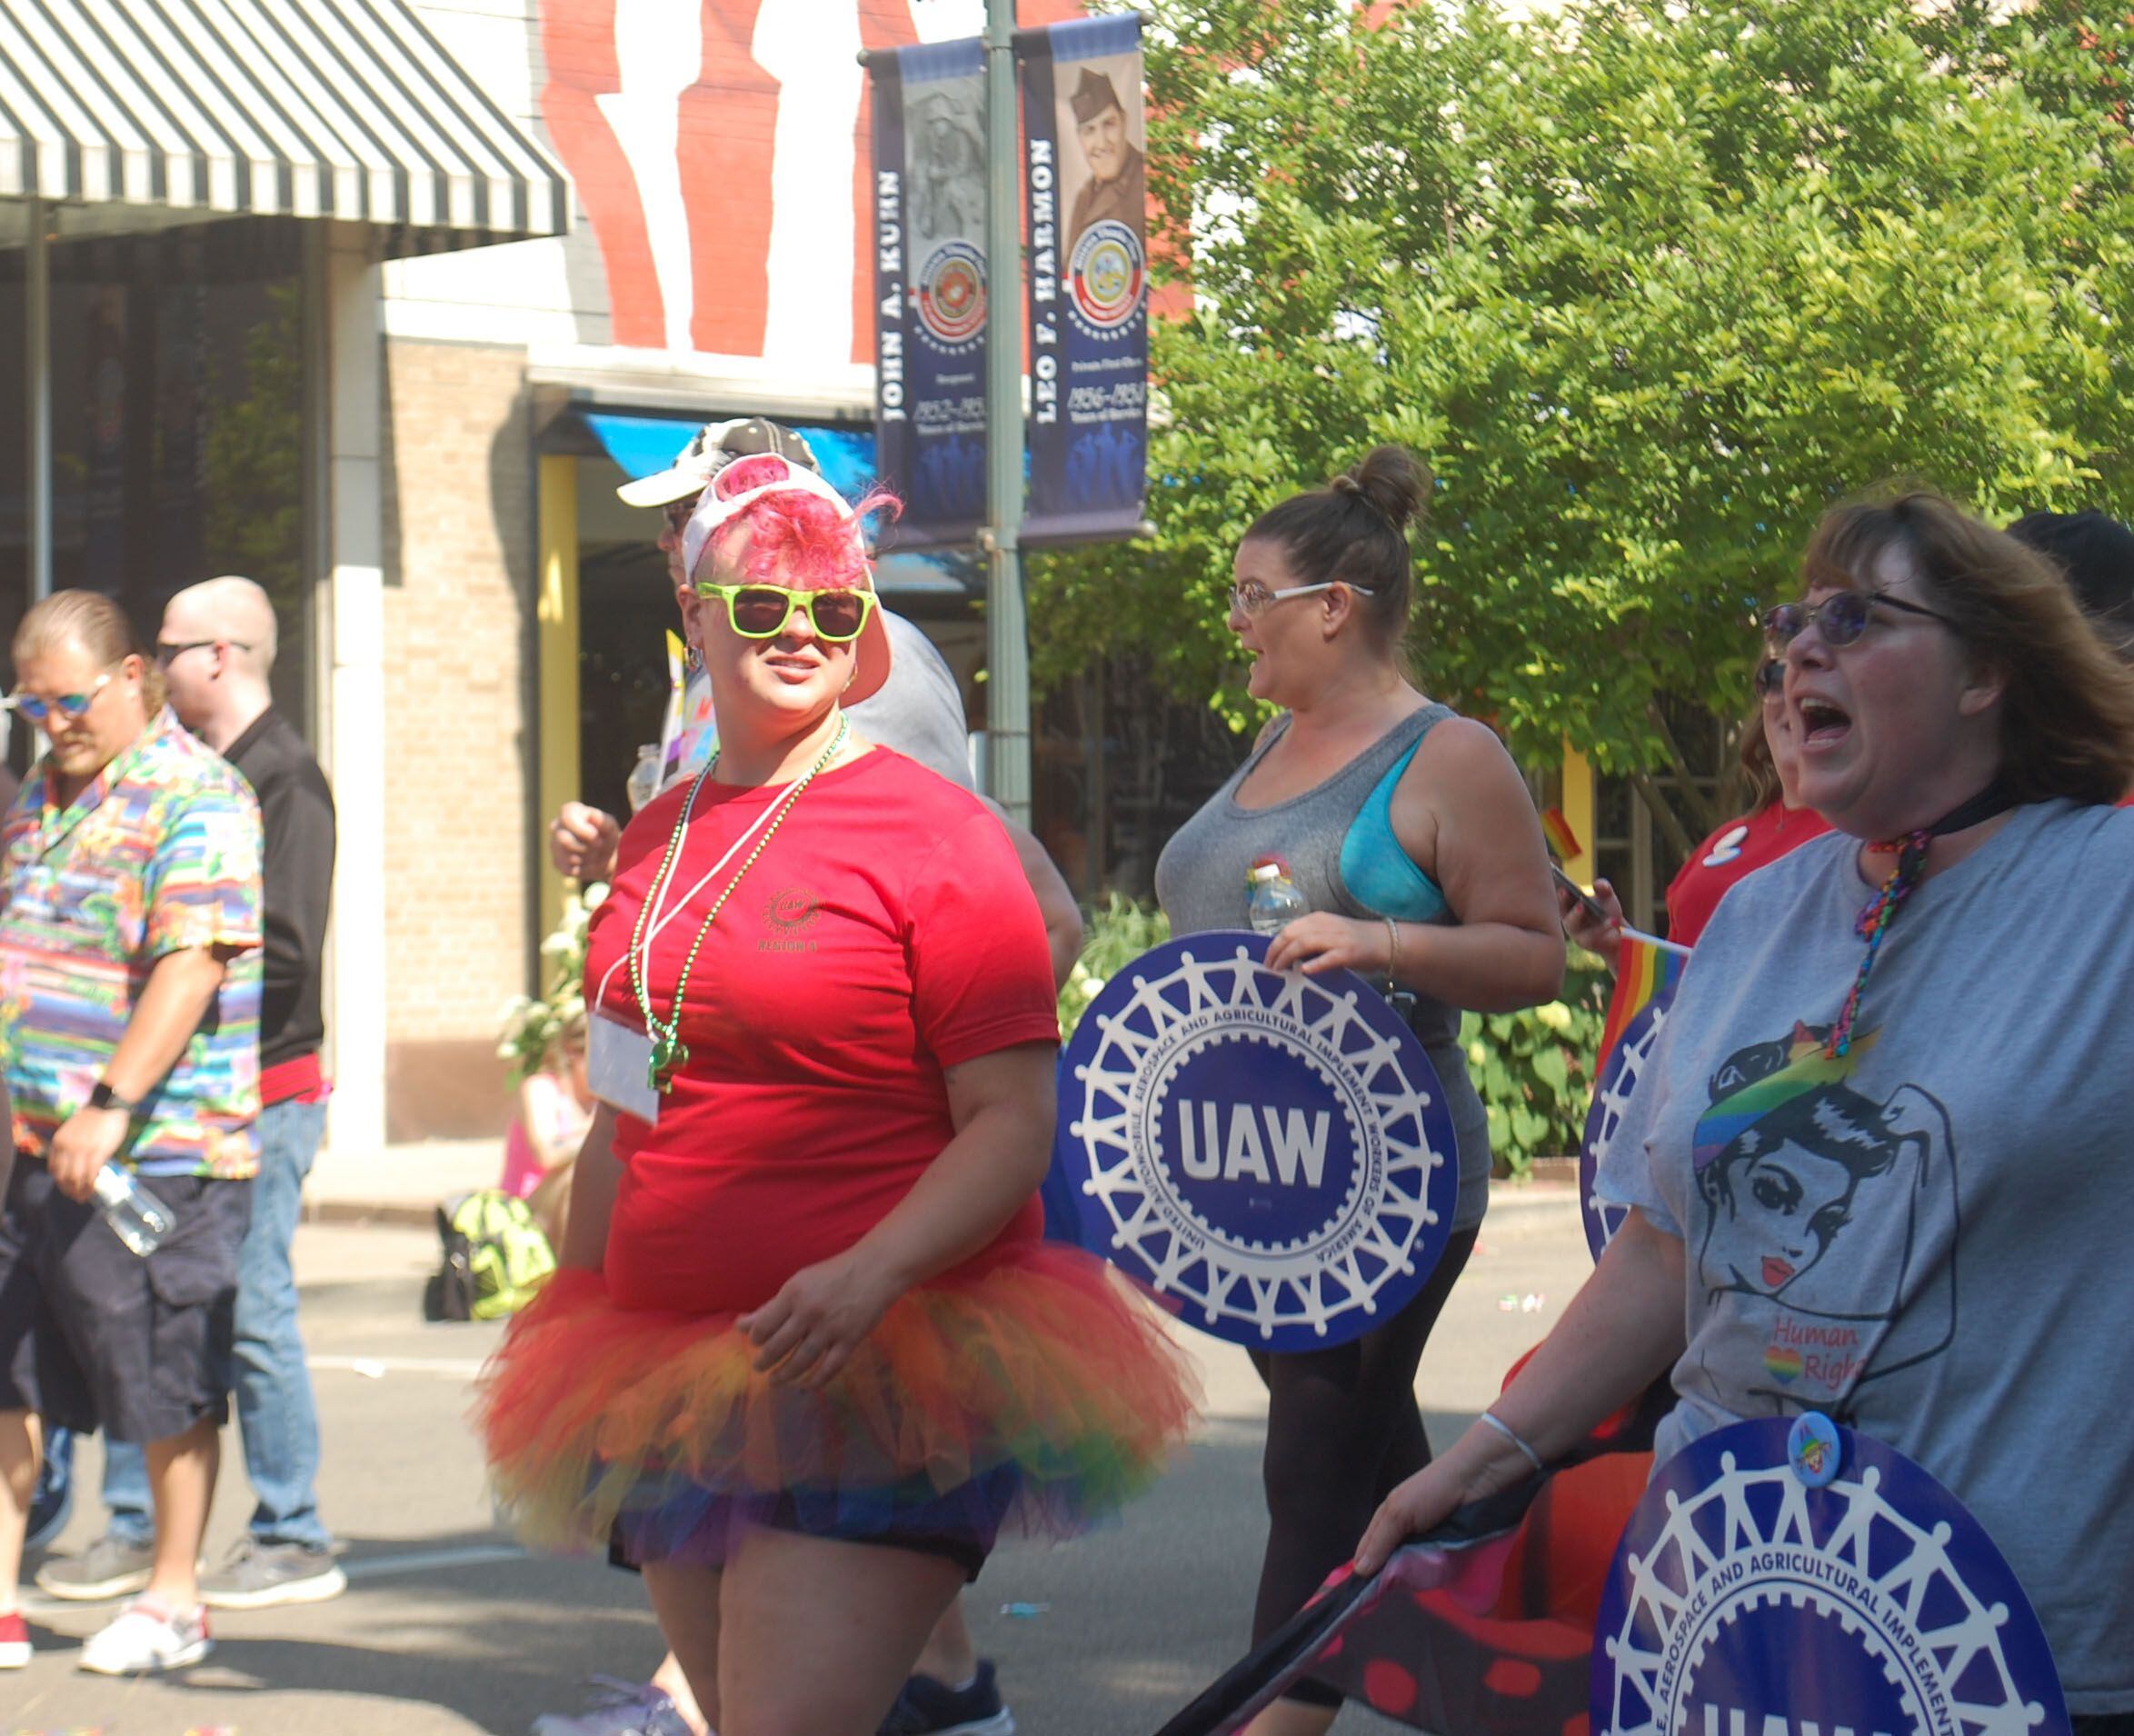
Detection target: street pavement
<box><xmin>6</xmin><ymin>1189</ymin><xmax>1592</xmax><ymax>1736</ymax></box>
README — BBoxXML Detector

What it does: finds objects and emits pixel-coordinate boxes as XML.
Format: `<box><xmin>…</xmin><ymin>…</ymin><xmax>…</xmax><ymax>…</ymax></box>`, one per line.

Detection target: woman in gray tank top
<box><xmin>1153</xmin><ymin>447</ymin><xmax>1563</xmax><ymax>1736</ymax></box>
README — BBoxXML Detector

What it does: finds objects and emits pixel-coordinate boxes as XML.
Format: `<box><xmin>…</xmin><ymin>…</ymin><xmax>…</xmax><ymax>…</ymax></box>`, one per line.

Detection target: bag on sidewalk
<box><xmin>423</xmin><ymin>1189</ymin><xmax>556</xmax><ymax>1322</ymax></box>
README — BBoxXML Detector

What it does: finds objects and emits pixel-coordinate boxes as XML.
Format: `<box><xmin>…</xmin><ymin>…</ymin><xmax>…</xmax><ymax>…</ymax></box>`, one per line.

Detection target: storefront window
<box><xmin>0</xmin><ymin>217</ymin><xmax>311</xmax><ymax>738</ymax></box>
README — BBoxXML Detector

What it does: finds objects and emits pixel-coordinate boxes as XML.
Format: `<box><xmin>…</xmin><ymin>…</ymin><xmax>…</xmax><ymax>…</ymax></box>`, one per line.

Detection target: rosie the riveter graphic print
<box><xmin>1590</xmin><ymin>803</ymin><xmax>2134</xmax><ymax>1712</ymax></box>
<box><xmin>1681</xmin><ymin>1021</ymin><xmax>1956</xmax><ymax>1418</ymax></box>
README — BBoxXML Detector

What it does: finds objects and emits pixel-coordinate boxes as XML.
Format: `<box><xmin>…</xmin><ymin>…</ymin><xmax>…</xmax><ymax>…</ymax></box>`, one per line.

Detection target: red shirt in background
<box><xmin>583</xmin><ymin>748</ymin><xmax>1061</xmax><ymax>1316</ymax></box>
<box><xmin>1664</xmin><ymin>801</ymin><xmax>1833</xmax><ymax>947</ymax></box>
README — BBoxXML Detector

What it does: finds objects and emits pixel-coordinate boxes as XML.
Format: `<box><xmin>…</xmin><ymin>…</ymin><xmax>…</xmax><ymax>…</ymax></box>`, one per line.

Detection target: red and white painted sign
<box><xmin>541</xmin><ymin>0</ymin><xmax>1087</xmax><ymax>364</ymax></box>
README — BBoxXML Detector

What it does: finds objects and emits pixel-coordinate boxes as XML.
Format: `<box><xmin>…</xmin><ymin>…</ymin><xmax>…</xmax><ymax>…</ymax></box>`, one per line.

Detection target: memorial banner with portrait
<box><xmin>870</xmin><ymin>37</ymin><xmax>989</xmax><ymax>549</ymax></box>
<box><xmin>1019</xmin><ymin>12</ymin><xmax>1148</xmax><ymax>545</ymax></box>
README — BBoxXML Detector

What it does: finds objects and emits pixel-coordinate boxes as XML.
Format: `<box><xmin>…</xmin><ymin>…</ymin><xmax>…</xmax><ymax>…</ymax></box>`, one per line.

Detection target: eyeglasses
<box><xmin>1761</xmin><ymin>589</ymin><xmax>1955</xmax><ymax>650</ymax></box>
<box><xmin>1753</xmin><ymin>657</ymin><xmax>1784</xmax><ymax>698</ymax></box>
<box><xmin>155</xmin><ymin>639</ymin><xmax>250</xmax><ymax>665</ymax></box>
<box><xmin>693</xmin><ymin>582</ymin><xmax>878</xmax><ymax>643</ymax></box>
<box><xmin>1229</xmin><ymin>579</ymin><xmax>1379</xmax><ymax>616</ymax></box>
<box><xmin>6</xmin><ymin>672</ymin><xmax>111</xmax><ymax>723</ymax></box>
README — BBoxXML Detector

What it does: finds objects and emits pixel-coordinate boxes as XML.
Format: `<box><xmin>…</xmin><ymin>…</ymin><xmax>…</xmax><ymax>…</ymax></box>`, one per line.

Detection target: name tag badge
<box><xmin>587</xmin><ymin>1013</ymin><xmax>661</xmax><ymax>1125</ymax></box>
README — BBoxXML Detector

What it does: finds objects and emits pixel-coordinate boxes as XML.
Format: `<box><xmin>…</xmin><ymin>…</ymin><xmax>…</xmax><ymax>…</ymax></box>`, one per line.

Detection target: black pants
<box><xmin>2074</xmin><ymin>1717</ymin><xmax>2134</xmax><ymax>1736</ymax></box>
<box><xmin>1248</xmin><ymin>1225</ymin><xmax>1479</xmax><ymax>1710</ymax></box>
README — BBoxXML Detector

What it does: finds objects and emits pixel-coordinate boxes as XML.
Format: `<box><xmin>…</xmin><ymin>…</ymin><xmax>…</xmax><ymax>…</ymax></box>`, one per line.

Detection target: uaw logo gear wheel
<box><xmin>1580</xmin><ymin>1001</ymin><xmax>1667</xmax><ymax>1261</ymax></box>
<box><xmin>1594</xmin><ymin>1418</ymin><xmax>2069</xmax><ymax>1736</ymax></box>
<box><xmin>1059</xmin><ymin>932</ymin><xmax>1460</xmax><ymax>1352</ymax></box>
<box><xmin>1141</xmin><ymin>1025</ymin><xmax>1371</xmax><ymax>1258</ymax></box>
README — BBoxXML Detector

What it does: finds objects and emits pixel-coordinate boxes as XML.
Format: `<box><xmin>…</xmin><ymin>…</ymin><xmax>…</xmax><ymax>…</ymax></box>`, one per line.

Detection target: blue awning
<box><xmin>580</xmin><ymin>412</ymin><xmax>974</xmax><ymax>596</ymax></box>
<box><xmin>583</xmin><ymin>413</ymin><xmax>699</xmax><ymax>484</ymax></box>
<box><xmin>584</xmin><ymin>414</ymin><xmax>882</xmax><ymax>509</ymax></box>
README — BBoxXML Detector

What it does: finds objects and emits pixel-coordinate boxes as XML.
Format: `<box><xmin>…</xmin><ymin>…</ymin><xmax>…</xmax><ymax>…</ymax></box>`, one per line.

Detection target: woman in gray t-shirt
<box><xmin>1155</xmin><ymin>447</ymin><xmax>1563</xmax><ymax>1734</ymax></box>
<box><xmin>1356</xmin><ymin>493</ymin><xmax>2134</xmax><ymax>1723</ymax></box>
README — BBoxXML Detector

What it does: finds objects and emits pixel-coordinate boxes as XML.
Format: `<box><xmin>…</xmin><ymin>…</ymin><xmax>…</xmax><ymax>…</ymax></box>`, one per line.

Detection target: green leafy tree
<box><xmin>1032</xmin><ymin>0</ymin><xmax>2134</xmax><ymax>837</ymax></box>
<box><xmin>1458</xmin><ymin>950</ymin><xmax>1610</xmax><ymax>1177</ymax></box>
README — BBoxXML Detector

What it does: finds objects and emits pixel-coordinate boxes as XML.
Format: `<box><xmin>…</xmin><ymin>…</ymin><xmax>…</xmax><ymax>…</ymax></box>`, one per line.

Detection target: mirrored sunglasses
<box><xmin>6</xmin><ymin>671</ymin><xmax>112</xmax><ymax>723</ymax></box>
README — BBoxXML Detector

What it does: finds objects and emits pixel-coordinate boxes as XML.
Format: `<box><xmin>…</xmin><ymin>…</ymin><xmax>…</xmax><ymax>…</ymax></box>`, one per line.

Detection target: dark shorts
<box><xmin>607</xmin><ymin>1510</ymin><xmax>991</xmax><ymax>1584</ymax></box>
<box><xmin>0</xmin><ymin>1155</ymin><xmax>252</xmax><ymax>1443</ymax></box>
<box><xmin>606</xmin><ymin>1463</ymin><xmax>1021</xmax><ymax>1585</ymax></box>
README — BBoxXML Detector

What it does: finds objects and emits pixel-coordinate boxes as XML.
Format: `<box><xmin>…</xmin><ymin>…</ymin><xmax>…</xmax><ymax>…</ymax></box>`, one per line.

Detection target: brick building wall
<box><xmin>378</xmin><ymin>337</ymin><xmax>535</xmax><ymax>1141</ymax></box>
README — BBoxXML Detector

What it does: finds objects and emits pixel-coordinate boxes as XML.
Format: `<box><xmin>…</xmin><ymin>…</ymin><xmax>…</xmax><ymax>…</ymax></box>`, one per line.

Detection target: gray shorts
<box><xmin>0</xmin><ymin>1156</ymin><xmax>251</xmax><ymax>1443</ymax></box>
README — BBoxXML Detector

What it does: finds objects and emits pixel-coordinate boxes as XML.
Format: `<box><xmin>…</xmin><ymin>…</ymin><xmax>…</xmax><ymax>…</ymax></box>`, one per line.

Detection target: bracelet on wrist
<box><xmin>1478</xmin><ymin>1408</ymin><xmax>1545</xmax><ymax>1478</ymax></box>
<box><xmin>1383</xmin><ymin>915</ymin><xmax>1401</xmax><ymax>982</ymax></box>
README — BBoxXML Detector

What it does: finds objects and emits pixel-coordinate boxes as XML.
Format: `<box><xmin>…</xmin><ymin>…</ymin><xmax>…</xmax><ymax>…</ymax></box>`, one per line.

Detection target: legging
<box><xmin>1247</xmin><ymin>1224</ymin><xmax>1480</xmax><ymax>1711</ymax></box>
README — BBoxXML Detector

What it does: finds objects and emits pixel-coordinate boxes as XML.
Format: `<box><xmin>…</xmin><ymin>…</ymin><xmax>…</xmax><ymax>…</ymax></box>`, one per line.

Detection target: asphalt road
<box><xmin>6</xmin><ymin>1192</ymin><xmax>1591</xmax><ymax>1736</ymax></box>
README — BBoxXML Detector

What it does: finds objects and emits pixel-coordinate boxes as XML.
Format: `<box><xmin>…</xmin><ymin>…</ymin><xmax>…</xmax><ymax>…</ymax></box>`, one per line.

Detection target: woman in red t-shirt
<box><xmin>478</xmin><ymin>458</ymin><xmax>1192</xmax><ymax>1733</ymax></box>
<box><xmin>1564</xmin><ymin>658</ymin><xmax>1830</xmax><ymax>959</ymax></box>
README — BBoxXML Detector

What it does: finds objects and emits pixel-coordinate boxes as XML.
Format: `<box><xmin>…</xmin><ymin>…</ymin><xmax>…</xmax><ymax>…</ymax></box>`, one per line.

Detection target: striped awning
<box><xmin>0</xmin><ymin>0</ymin><xmax>568</xmax><ymax>240</ymax></box>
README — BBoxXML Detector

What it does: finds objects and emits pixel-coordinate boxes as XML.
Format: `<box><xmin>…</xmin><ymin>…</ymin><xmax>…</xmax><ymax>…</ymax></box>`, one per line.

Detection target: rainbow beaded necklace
<box><xmin>1823</xmin><ymin>777</ymin><xmax>2014</xmax><ymax>1060</ymax></box>
<box><xmin>627</xmin><ymin>715</ymin><xmax>850</xmax><ymax>1092</ymax></box>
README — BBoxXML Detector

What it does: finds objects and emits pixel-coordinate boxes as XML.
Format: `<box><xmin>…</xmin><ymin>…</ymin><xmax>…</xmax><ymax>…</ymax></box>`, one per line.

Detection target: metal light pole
<box><xmin>981</xmin><ymin>0</ymin><xmax>1032</xmax><ymax>825</ymax></box>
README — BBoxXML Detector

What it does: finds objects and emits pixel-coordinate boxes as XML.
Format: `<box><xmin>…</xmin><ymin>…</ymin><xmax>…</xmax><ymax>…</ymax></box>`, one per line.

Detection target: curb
<box><xmin>303</xmin><ymin>1199</ymin><xmax>443</xmax><ymax>1229</ymax></box>
<box><xmin>1484</xmin><ymin>1180</ymin><xmax>1580</xmax><ymax>1215</ymax></box>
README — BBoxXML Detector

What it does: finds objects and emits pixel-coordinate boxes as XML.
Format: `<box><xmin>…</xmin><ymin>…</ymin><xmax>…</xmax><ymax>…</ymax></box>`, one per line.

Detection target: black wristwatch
<box><xmin>86</xmin><ymin>1080</ymin><xmax>139</xmax><ymax>1114</ymax></box>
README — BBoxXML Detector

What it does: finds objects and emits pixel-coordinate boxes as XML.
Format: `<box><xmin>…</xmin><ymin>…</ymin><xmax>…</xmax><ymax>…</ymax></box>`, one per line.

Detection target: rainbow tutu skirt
<box><xmin>476</xmin><ymin>1247</ymin><xmax>1198</xmax><ymax>1568</ymax></box>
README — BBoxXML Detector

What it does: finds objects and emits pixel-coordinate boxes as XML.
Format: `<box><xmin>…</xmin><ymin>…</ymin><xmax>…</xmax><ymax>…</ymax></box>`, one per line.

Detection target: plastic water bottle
<box><xmin>624</xmin><ymin>743</ymin><xmax>663</xmax><ymax>814</ymax></box>
<box><xmin>1247</xmin><ymin>856</ymin><xmax>1309</xmax><ymax>936</ymax></box>
<box><xmin>93</xmin><ymin>1166</ymin><xmax>174</xmax><ymax>1258</ymax></box>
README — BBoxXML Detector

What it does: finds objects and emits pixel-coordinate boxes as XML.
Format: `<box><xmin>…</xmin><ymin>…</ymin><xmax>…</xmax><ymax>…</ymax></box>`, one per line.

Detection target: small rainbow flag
<box><xmin>1597</xmin><ymin>930</ymin><xmax>1688</xmax><ymax>1065</ymax></box>
<box><xmin>1541</xmin><ymin>806</ymin><xmax>1582</xmax><ymax>864</ymax></box>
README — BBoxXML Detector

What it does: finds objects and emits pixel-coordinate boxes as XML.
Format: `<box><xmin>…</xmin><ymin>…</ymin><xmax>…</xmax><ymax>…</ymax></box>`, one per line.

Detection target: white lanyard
<box><xmin>588</xmin><ymin>775</ymin><xmax>795</xmax><ymax>1017</ymax></box>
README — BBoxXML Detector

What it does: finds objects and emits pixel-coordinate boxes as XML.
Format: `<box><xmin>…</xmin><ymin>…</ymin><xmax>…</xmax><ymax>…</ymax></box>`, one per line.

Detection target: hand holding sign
<box><xmin>1261</xmin><ymin>913</ymin><xmax>1394</xmax><ymax>978</ymax></box>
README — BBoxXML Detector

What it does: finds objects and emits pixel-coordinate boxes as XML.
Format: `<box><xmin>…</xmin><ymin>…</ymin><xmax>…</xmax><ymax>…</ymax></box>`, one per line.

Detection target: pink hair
<box><xmin>707</xmin><ymin>454</ymin><xmax>902</xmax><ymax>590</ymax></box>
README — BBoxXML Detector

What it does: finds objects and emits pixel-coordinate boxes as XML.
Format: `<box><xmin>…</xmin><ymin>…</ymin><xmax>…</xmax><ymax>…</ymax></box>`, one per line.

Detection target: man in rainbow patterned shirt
<box><xmin>0</xmin><ymin>591</ymin><xmax>262</xmax><ymax>1678</ymax></box>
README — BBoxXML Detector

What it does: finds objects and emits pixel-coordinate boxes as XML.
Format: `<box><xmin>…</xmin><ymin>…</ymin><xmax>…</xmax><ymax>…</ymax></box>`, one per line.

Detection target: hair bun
<box><xmin>1335</xmin><ymin>446</ymin><xmax>1430</xmax><ymax>534</ymax></box>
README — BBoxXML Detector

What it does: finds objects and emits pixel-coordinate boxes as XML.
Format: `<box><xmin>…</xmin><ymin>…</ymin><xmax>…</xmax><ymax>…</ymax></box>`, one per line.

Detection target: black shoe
<box><xmin>878</xmin><ymin>1660</ymin><xmax>1014</xmax><ymax>1736</ymax></box>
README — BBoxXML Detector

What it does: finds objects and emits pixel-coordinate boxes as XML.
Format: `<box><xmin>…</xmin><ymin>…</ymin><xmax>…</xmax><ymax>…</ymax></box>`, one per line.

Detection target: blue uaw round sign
<box><xmin>1593</xmin><ymin>1417</ymin><xmax>2069</xmax><ymax>1736</ymax></box>
<box><xmin>1057</xmin><ymin>932</ymin><xmax>1460</xmax><ymax>1351</ymax></box>
<box><xmin>1579</xmin><ymin>997</ymin><xmax>1669</xmax><ymax>1262</ymax></box>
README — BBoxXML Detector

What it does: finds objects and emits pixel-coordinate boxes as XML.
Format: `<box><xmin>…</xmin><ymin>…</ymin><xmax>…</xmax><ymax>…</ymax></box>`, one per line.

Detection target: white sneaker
<box><xmin>77</xmin><ymin>1598</ymin><xmax>212</xmax><ymax>1675</ymax></box>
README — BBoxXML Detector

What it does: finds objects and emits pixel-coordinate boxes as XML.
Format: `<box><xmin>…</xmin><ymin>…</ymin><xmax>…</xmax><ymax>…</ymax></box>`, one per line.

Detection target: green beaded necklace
<box><xmin>626</xmin><ymin>714</ymin><xmax>850</xmax><ymax>1093</ymax></box>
